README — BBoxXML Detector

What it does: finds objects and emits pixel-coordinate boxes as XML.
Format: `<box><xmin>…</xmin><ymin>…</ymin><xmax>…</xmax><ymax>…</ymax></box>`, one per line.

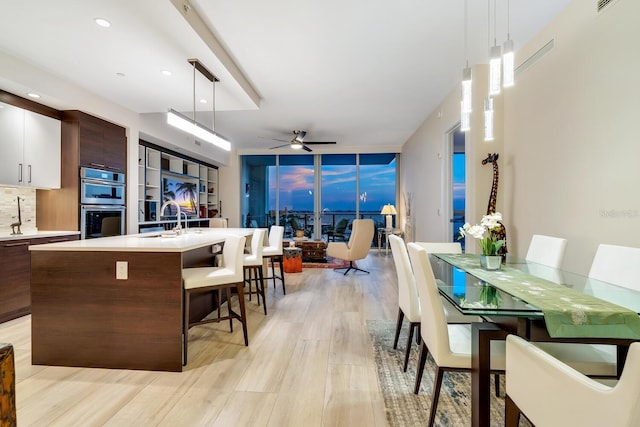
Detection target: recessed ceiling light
<box><xmin>161</xmin><ymin>70</ymin><xmax>172</xmax><ymax>76</ymax></box>
<box><xmin>27</xmin><ymin>93</ymin><xmax>41</xmax><ymax>99</ymax></box>
<box><xmin>199</xmin><ymin>99</ymin><xmax>207</xmax><ymax>104</ymax></box>
<box><xmin>94</xmin><ymin>18</ymin><xmax>111</xmax><ymax>28</ymax></box>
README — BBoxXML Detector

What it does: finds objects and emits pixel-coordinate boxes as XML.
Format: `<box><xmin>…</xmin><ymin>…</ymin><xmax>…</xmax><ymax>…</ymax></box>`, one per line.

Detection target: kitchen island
<box><xmin>29</xmin><ymin>228</ymin><xmax>254</xmax><ymax>372</ymax></box>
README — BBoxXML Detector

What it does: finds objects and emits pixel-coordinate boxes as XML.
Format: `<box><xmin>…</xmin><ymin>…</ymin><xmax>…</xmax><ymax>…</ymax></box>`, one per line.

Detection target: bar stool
<box><xmin>182</xmin><ymin>234</ymin><xmax>247</xmax><ymax>365</ymax></box>
<box><xmin>244</xmin><ymin>228</ymin><xmax>267</xmax><ymax>315</ymax></box>
<box><xmin>262</xmin><ymin>225</ymin><xmax>286</xmax><ymax>295</ymax></box>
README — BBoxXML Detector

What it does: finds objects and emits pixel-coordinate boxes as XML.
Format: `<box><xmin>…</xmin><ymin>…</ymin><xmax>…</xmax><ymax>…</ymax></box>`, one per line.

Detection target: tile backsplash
<box><xmin>0</xmin><ymin>186</ymin><xmax>37</xmax><ymax>233</ymax></box>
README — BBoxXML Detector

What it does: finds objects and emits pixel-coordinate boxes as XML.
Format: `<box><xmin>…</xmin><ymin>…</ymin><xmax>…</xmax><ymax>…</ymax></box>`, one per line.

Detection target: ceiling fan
<box><xmin>269</xmin><ymin>130</ymin><xmax>336</xmax><ymax>152</ymax></box>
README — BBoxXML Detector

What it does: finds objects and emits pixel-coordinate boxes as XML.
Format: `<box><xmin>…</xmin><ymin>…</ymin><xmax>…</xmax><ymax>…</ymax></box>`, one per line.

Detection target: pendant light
<box><xmin>167</xmin><ymin>59</ymin><xmax>231</xmax><ymax>151</ymax></box>
<box><xmin>460</xmin><ymin>0</ymin><xmax>472</xmax><ymax>132</ymax></box>
<box><xmin>488</xmin><ymin>0</ymin><xmax>501</xmax><ymax>96</ymax></box>
<box><xmin>484</xmin><ymin>98</ymin><xmax>494</xmax><ymax>141</ymax></box>
<box><xmin>502</xmin><ymin>0</ymin><xmax>515</xmax><ymax>88</ymax></box>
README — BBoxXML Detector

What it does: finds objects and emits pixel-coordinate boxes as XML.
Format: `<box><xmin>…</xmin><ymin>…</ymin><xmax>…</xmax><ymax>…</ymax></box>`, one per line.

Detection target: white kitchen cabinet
<box><xmin>24</xmin><ymin>110</ymin><xmax>61</xmax><ymax>188</ymax></box>
<box><xmin>0</xmin><ymin>102</ymin><xmax>25</xmax><ymax>185</ymax></box>
<box><xmin>0</xmin><ymin>101</ymin><xmax>61</xmax><ymax>189</ymax></box>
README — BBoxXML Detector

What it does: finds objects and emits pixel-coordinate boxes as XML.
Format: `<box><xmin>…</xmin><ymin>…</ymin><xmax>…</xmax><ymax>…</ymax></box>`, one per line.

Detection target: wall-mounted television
<box><xmin>162</xmin><ymin>172</ymin><xmax>199</xmax><ymax>218</ymax></box>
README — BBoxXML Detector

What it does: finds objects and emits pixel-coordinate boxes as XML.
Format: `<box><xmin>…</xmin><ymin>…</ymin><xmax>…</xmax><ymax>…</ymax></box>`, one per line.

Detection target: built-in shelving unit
<box><xmin>138</xmin><ymin>141</ymin><xmax>219</xmax><ymax>232</ymax></box>
<box><xmin>199</xmin><ymin>165</ymin><xmax>219</xmax><ymax>218</ymax></box>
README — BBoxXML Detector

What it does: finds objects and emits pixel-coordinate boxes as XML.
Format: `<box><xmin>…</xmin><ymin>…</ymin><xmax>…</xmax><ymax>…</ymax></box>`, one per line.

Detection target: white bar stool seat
<box><xmin>182</xmin><ymin>234</ymin><xmax>247</xmax><ymax>365</ymax></box>
<box><xmin>244</xmin><ymin>229</ymin><xmax>267</xmax><ymax>315</ymax></box>
<box><xmin>263</xmin><ymin>226</ymin><xmax>286</xmax><ymax>294</ymax></box>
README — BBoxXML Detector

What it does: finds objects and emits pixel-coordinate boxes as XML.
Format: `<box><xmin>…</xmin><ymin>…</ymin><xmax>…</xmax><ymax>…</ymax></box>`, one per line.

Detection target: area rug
<box><xmin>368</xmin><ymin>320</ymin><xmax>531</xmax><ymax>427</ymax></box>
<box><xmin>269</xmin><ymin>257</ymin><xmax>354</xmax><ymax>269</ymax></box>
<box><xmin>302</xmin><ymin>256</ymin><xmax>352</xmax><ymax>269</ymax></box>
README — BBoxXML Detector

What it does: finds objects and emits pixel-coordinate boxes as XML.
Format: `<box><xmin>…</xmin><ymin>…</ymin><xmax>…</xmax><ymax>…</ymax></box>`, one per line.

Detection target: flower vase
<box><xmin>480</xmin><ymin>255</ymin><xmax>502</xmax><ymax>271</ymax></box>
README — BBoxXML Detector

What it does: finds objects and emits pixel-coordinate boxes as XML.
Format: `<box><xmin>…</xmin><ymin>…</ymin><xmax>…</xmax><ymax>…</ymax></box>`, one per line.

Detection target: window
<box><xmin>242</xmin><ymin>153</ymin><xmax>397</xmax><ymax>242</ymax></box>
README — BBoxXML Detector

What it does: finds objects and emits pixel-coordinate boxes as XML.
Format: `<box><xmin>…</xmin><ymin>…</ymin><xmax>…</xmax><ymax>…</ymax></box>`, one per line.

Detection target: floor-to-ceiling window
<box><xmin>242</xmin><ymin>153</ymin><xmax>397</xmax><ymax>242</ymax></box>
<box><xmin>321</xmin><ymin>154</ymin><xmax>356</xmax><ymax>240</ymax></box>
<box><xmin>277</xmin><ymin>155</ymin><xmax>314</xmax><ymax>237</ymax></box>
<box><xmin>359</xmin><ymin>153</ymin><xmax>397</xmax><ymax>226</ymax></box>
<box><xmin>241</xmin><ymin>155</ymin><xmax>275</xmax><ymax>228</ymax></box>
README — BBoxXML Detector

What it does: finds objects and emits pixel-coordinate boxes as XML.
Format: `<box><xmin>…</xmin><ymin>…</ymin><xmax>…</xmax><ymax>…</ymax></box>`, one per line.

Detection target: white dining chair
<box><xmin>389</xmin><ymin>234</ymin><xmax>422</xmax><ymax>372</ymax></box>
<box><xmin>406</xmin><ymin>243</ymin><xmax>506</xmax><ymax>426</ymax></box>
<box><xmin>506</xmin><ymin>334</ymin><xmax>640</xmax><ymax>427</ymax></box>
<box><xmin>414</xmin><ymin>241</ymin><xmax>484</xmax><ymax>324</ymax></box>
<box><xmin>525</xmin><ymin>234</ymin><xmax>567</xmax><ymax>268</ymax></box>
<box><xmin>389</xmin><ymin>236</ymin><xmax>483</xmax><ymax>373</ymax></box>
<box><xmin>531</xmin><ymin>243</ymin><xmax>640</xmax><ymax>380</ymax></box>
<box><xmin>588</xmin><ymin>244</ymin><xmax>640</xmax><ymax>292</ymax></box>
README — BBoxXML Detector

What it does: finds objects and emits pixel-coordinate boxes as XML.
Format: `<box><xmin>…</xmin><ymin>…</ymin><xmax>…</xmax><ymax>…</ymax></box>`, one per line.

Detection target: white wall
<box><xmin>218</xmin><ymin>153</ymin><xmax>241</xmax><ymax>227</ymax></box>
<box><xmin>503</xmin><ymin>0</ymin><xmax>640</xmax><ymax>274</ymax></box>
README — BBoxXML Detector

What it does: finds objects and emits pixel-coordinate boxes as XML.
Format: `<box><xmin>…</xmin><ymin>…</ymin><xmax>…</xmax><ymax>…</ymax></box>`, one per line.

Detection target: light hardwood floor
<box><xmin>1</xmin><ymin>251</ymin><xmax>398</xmax><ymax>426</ymax></box>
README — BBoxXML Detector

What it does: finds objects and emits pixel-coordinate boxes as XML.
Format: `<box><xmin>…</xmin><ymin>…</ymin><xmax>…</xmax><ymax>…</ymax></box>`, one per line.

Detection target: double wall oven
<box><xmin>80</xmin><ymin>167</ymin><xmax>126</xmax><ymax>239</ymax></box>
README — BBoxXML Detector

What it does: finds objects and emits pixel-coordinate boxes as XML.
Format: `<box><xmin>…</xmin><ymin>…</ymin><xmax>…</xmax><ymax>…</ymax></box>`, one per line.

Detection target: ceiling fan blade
<box><xmin>302</xmin><ymin>145</ymin><xmax>313</xmax><ymax>152</ymax></box>
<box><xmin>303</xmin><ymin>141</ymin><xmax>337</xmax><ymax>145</ymax></box>
<box><xmin>269</xmin><ymin>144</ymin><xmax>291</xmax><ymax>149</ymax></box>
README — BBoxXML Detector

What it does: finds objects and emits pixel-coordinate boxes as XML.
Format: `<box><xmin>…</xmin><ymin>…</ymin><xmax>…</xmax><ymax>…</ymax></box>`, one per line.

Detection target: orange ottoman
<box><xmin>283</xmin><ymin>247</ymin><xmax>302</xmax><ymax>273</ymax></box>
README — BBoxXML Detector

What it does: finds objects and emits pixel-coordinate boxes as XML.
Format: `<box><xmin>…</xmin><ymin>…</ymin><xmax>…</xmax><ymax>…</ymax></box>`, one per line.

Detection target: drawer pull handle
<box><xmin>4</xmin><ymin>242</ymin><xmax>30</xmax><ymax>247</ymax></box>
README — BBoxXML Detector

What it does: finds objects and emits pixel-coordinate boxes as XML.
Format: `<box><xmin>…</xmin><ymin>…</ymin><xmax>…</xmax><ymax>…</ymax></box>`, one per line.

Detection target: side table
<box><xmin>377</xmin><ymin>228</ymin><xmax>403</xmax><ymax>255</ymax></box>
<box><xmin>283</xmin><ymin>247</ymin><xmax>302</xmax><ymax>273</ymax></box>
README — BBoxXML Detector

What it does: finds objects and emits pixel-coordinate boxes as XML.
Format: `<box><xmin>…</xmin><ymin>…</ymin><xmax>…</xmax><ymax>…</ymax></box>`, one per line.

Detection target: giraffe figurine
<box><xmin>481</xmin><ymin>153</ymin><xmax>508</xmax><ymax>256</ymax></box>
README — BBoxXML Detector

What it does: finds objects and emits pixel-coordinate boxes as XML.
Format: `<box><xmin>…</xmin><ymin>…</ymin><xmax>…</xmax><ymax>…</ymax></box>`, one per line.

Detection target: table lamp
<box><xmin>380</xmin><ymin>204</ymin><xmax>396</xmax><ymax>229</ymax></box>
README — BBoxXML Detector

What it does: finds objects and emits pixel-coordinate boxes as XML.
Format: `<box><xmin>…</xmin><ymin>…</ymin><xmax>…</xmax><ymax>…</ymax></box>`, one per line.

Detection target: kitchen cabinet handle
<box><xmin>28</xmin><ymin>164</ymin><xmax>32</xmax><ymax>183</ymax></box>
<box><xmin>90</xmin><ymin>162</ymin><xmax>106</xmax><ymax>168</ymax></box>
<box><xmin>4</xmin><ymin>241</ymin><xmax>30</xmax><ymax>247</ymax></box>
<box><xmin>106</xmin><ymin>165</ymin><xmax>122</xmax><ymax>171</ymax></box>
<box><xmin>47</xmin><ymin>238</ymin><xmax>70</xmax><ymax>243</ymax></box>
<box><xmin>18</xmin><ymin>163</ymin><xmax>23</xmax><ymax>183</ymax></box>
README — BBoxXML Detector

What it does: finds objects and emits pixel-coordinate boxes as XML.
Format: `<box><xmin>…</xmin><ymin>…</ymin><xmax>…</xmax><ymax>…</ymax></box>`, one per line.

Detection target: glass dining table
<box><xmin>429</xmin><ymin>253</ymin><xmax>640</xmax><ymax>427</ymax></box>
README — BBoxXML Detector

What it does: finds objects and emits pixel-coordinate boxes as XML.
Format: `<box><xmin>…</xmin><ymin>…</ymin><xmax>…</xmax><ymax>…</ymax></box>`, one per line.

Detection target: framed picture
<box><xmin>162</xmin><ymin>172</ymin><xmax>198</xmax><ymax>217</ymax></box>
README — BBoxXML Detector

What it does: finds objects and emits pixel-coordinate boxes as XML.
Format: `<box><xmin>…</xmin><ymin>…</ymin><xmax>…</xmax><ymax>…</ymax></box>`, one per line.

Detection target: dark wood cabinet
<box><xmin>0</xmin><ymin>240</ymin><xmax>31</xmax><ymax>323</ymax></box>
<box><xmin>0</xmin><ymin>234</ymin><xmax>79</xmax><ymax>323</ymax></box>
<box><xmin>65</xmin><ymin>111</ymin><xmax>127</xmax><ymax>172</ymax></box>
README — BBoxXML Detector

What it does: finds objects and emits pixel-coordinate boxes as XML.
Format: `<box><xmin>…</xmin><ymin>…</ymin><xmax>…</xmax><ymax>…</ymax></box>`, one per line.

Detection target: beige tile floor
<box><xmin>1</xmin><ymin>251</ymin><xmax>398</xmax><ymax>426</ymax></box>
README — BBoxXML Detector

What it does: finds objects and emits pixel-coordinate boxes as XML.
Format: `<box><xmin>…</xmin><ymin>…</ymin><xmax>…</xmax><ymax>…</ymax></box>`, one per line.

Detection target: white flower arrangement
<box><xmin>459</xmin><ymin>212</ymin><xmax>505</xmax><ymax>256</ymax></box>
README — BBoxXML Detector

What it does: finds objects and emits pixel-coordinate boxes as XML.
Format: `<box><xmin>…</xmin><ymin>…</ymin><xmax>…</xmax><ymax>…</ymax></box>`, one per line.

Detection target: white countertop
<box><xmin>28</xmin><ymin>228</ymin><xmax>254</xmax><ymax>253</ymax></box>
<box><xmin>0</xmin><ymin>230</ymin><xmax>80</xmax><ymax>242</ymax></box>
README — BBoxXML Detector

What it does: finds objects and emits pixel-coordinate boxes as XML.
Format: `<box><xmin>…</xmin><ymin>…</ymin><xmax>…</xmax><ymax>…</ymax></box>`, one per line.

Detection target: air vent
<box><xmin>515</xmin><ymin>39</ymin><xmax>555</xmax><ymax>77</ymax></box>
<box><xmin>597</xmin><ymin>0</ymin><xmax>617</xmax><ymax>12</ymax></box>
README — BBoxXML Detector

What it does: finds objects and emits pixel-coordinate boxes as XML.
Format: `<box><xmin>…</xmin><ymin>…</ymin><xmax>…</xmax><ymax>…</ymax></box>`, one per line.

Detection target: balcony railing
<box><xmin>247</xmin><ymin>210</ymin><xmax>391</xmax><ymax>244</ymax></box>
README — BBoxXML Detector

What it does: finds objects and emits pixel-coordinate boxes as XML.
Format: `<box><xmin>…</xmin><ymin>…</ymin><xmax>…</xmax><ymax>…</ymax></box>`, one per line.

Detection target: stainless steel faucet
<box><xmin>180</xmin><ymin>211</ymin><xmax>188</xmax><ymax>232</ymax></box>
<box><xmin>160</xmin><ymin>200</ymin><xmax>182</xmax><ymax>234</ymax></box>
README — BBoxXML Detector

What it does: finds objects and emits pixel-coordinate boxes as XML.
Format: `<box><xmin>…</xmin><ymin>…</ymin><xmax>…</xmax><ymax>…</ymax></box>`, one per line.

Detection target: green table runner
<box><xmin>434</xmin><ymin>253</ymin><xmax>640</xmax><ymax>339</ymax></box>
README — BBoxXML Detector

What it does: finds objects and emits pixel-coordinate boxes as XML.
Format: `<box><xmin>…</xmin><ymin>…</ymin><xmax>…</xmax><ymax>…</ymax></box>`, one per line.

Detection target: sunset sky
<box><xmin>269</xmin><ymin>159</ymin><xmax>396</xmax><ymax>212</ymax></box>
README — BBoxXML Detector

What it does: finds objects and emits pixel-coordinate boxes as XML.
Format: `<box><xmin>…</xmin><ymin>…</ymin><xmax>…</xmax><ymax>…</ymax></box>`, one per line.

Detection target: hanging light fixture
<box><xmin>460</xmin><ymin>0</ymin><xmax>472</xmax><ymax>132</ymax></box>
<box><xmin>484</xmin><ymin>98</ymin><xmax>494</xmax><ymax>141</ymax></box>
<box><xmin>167</xmin><ymin>59</ymin><xmax>231</xmax><ymax>152</ymax></box>
<box><xmin>502</xmin><ymin>0</ymin><xmax>515</xmax><ymax>88</ymax></box>
<box><xmin>460</xmin><ymin>104</ymin><xmax>471</xmax><ymax>132</ymax></box>
<box><xmin>488</xmin><ymin>0</ymin><xmax>501</xmax><ymax>96</ymax></box>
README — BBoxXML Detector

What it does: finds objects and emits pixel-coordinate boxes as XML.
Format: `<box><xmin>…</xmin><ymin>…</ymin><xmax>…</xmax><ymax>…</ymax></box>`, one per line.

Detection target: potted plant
<box><xmin>458</xmin><ymin>212</ymin><xmax>505</xmax><ymax>270</ymax></box>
